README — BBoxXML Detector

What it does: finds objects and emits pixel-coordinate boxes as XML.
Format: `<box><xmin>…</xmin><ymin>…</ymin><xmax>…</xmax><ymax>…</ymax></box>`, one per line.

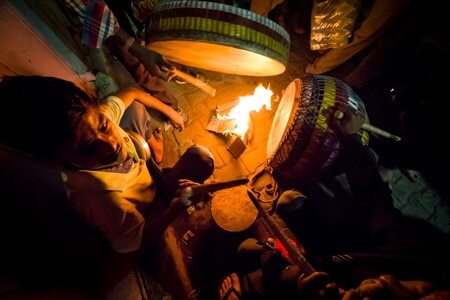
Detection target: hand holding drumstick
<box><xmin>333</xmin><ymin>103</ymin><xmax>401</xmax><ymax>141</ymax></box>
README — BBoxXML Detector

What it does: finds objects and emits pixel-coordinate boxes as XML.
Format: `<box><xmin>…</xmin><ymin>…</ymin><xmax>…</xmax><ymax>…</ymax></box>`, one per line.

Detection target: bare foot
<box><xmin>219</xmin><ymin>273</ymin><xmax>241</xmax><ymax>300</ymax></box>
<box><xmin>148</xmin><ymin>127</ymin><xmax>163</xmax><ymax>164</ymax></box>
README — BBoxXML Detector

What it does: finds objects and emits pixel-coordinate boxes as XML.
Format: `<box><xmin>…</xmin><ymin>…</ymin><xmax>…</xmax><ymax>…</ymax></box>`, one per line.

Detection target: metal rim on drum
<box><xmin>266</xmin><ymin>75</ymin><xmax>367</xmax><ymax>185</ymax></box>
<box><xmin>146</xmin><ymin>1</ymin><xmax>290</xmax><ymax>76</ymax></box>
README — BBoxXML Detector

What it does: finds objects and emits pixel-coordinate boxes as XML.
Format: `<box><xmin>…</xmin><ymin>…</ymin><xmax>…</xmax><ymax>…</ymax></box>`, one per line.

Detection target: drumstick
<box><xmin>163</xmin><ymin>66</ymin><xmax>216</xmax><ymax>97</ymax></box>
<box><xmin>361</xmin><ymin>123</ymin><xmax>401</xmax><ymax>142</ymax></box>
<box><xmin>180</xmin><ymin>178</ymin><xmax>249</xmax><ymax>206</ymax></box>
<box><xmin>335</xmin><ymin>110</ymin><xmax>401</xmax><ymax>142</ymax></box>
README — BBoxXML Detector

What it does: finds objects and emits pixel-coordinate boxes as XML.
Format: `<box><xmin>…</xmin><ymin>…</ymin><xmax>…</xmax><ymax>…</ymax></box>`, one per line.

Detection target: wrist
<box><xmin>123</xmin><ymin>37</ymin><xmax>135</xmax><ymax>52</ymax></box>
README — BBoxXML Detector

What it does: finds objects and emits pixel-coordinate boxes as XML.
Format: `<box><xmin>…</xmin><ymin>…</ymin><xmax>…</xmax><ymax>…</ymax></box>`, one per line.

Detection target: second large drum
<box><xmin>266</xmin><ymin>75</ymin><xmax>368</xmax><ymax>187</ymax></box>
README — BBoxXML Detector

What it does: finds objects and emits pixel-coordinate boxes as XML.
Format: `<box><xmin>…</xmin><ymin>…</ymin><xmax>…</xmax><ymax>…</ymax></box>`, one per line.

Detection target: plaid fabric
<box><xmin>63</xmin><ymin>0</ymin><xmax>120</xmax><ymax>48</ymax></box>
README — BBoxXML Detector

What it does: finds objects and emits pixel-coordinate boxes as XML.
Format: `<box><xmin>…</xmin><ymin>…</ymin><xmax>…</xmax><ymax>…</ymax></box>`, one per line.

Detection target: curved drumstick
<box><xmin>163</xmin><ymin>66</ymin><xmax>216</xmax><ymax>97</ymax></box>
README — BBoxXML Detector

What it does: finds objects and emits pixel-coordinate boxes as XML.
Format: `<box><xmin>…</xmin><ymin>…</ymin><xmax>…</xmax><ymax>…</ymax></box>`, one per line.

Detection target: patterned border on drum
<box><xmin>270</xmin><ymin>76</ymin><xmax>366</xmax><ymax>184</ymax></box>
<box><xmin>270</xmin><ymin>76</ymin><xmax>316</xmax><ymax>173</ymax></box>
<box><xmin>154</xmin><ymin>1</ymin><xmax>290</xmax><ymax>41</ymax></box>
<box><xmin>147</xmin><ymin>1</ymin><xmax>290</xmax><ymax>64</ymax></box>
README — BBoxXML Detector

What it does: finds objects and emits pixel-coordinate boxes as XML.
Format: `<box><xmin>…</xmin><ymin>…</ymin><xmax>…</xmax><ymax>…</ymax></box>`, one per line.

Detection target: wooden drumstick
<box><xmin>334</xmin><ymin>110</ymin><xmax>401</xmax><ymax>142</ymax></box>
<box><xmin>163</xmin><ymin>66</ymin><xmax>216</xmax><ymax>97</ymax></box>
<box><xmin>361</xmin><ymin>123</ymin><xmax>401</xmax><ymax>142</ymax></box>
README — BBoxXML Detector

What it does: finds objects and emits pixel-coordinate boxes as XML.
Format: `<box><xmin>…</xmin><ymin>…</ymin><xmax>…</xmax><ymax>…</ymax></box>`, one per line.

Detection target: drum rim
<box><xmin>154</xmin><ymin>0</ymin><xmax>290</xmax><ymax>43</ymax></box>
<box><xmin>266</xmin><ymin>78</ymin><xmax>301</xmax><ymax>160</ymax></box>
<box><xmin>267</xmin><ymin>75</ymin><xmax>368</xmax><ymax>184</ymax></box>
<box><xmin>147</xmin><ymin>31</ymin><xmax>289</xmax><ymax>65</ymax></box>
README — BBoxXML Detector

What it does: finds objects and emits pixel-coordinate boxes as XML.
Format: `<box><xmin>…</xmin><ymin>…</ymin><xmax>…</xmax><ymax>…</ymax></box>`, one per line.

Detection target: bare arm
<box><xmin>114</xmin><ymin>28</ymin><xmax>172</xmax><ymax>80</ymax></box>
<box><xmin>113</xmin><ymin>86</ymin><xmax>184</xmax><ymax>130</ymax></box>
<box><xmin>139</xmin><ymin>181</ymin><xmax>198</xmax><ymax>252</ymax></box>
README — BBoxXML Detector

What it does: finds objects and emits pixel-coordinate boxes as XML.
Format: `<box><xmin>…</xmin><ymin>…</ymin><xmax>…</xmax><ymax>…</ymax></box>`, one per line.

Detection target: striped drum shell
<box><xmin>267</xmin><ymin>75</ymin><xmax>368</xmax><ymax>186</ymax></box>
<box><xmin>146</xmin><ymin>1</ymin><xmax>290</xmax><ymax>76</ymax></box>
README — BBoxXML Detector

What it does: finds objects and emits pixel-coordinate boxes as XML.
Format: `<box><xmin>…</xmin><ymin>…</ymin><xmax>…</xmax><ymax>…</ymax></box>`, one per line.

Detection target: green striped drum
<box><xmin>267</xmin><ymin>76</ymin><xmax>368</xmax><ymax>186</ymax></box>
<box><xmin>146</xmin><ymin>1</ymin><xmax>290</xmax><ymax>76</ymax></box>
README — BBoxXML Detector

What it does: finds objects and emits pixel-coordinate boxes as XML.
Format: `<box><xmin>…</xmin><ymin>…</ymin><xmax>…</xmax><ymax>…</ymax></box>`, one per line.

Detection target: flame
<box><xmin>218</xmin><ymin>84</ymin><xmax>273</xmax><ymax>139</ymax></box>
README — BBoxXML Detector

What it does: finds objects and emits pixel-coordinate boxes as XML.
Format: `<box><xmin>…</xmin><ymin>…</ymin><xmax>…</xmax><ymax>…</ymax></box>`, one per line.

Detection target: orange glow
<box><xmin>218</xmin><ymin>85</ymin><xmax>273</xmax><ymax>139</ymax></box>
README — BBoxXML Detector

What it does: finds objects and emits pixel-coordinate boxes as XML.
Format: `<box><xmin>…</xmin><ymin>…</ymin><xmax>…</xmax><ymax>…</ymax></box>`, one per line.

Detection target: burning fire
<box><xmin>218</xmin><ymin>84</ymin><xmax>273</xmax><ymax>139</ymax></box>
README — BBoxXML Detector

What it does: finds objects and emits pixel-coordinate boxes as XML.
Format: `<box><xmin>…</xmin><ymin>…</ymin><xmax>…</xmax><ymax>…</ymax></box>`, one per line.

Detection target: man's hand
<box><xmin>342</xmin><ymin>275</ymin><xmax>440</xmax><ymax>300</ymax></box>
<box><xmin>331</xmin><ymin>102</ymin><xmax>366</xmax><ymax>136</ymax></box>
<box><xmin>167</xmin><ymin>108</ymin><xmax>185</xmax><ymax>131</ymax></box>
<box><xmin>132</xmin><ymin>45</ymin><xmax>173</xmax><ymax>80</ymax></box>
<box><xmin>297</xmin><ymin>272</ymin><xmax>341</xmax><ymax>299</ymax></box>
<box><xmin>171</xmin><ymin>180</ymin><xmax>200</xmax><ymax>208</ymax></box>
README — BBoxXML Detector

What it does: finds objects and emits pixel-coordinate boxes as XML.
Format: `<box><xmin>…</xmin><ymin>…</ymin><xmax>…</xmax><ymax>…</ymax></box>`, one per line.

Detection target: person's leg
<box><xmin>167</xmin><ymin>145</ymin><xmax>214</xmax><ymax>184</ymax></box>
<box><xmin>147</xmin><ymin>145</ymin><xmax>214</xmax><ymax>200</ymax></box>
<box><xmin>120</xmin><ymin>101</ymin><xmax>163</xmax><ymax>163</ymax></box>
<box><xmin>120</xmin><ymin>101</ymin><xmax>149</xmax><ymax>137</ymax></box>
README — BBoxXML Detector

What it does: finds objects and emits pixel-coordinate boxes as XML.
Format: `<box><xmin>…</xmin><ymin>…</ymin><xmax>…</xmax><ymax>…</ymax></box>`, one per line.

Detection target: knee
<box><xmin>127</xmin><ymin>101</ymin><xmax>147</xmax><ymax>117</ymax></box>
<box><xmin>120</xmin><ymin>101</ymin><xmax>149</xmax><ymax>135</ymax></box>
<box><xmin>186</xmin><ymin>144</ymin><xmax>215</xmax><ymax>180</ymax></box>
<box><xmin>187</xmin><ymin>144</ymin><xmax>214</xmax><ymax>167</ymax></box>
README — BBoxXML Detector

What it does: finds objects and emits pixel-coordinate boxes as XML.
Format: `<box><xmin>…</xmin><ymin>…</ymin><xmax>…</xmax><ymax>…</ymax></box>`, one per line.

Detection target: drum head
<box><xmin>149</xmin><ymin>41</ymin><xmax>286</xmax><ymax>76</ymax></box>
<box><xmin>211</xmin><ymin>185</ymin><xmax>258</xmax><ymax>232</ymax></box>
<box><xmin>266</xmin><ymin>76</ymin><xmax>368</xmax><ymax>186</ymax></box>
<box><xmin>147</xmin><ymin>1</ymin><xmax>290</xmax><ymax>76</ymax></box>
<box><xmin>266</xmin><ymin>79</ymin><xmax>300</xmax><ymax>159</ymax></box>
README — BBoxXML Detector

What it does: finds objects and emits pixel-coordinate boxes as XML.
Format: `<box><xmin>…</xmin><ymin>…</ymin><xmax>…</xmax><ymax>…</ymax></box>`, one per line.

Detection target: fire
<box><xmin>218</xmin><ymin>84</ymin><xmax>273</xmax><ymax>139</ymax></box>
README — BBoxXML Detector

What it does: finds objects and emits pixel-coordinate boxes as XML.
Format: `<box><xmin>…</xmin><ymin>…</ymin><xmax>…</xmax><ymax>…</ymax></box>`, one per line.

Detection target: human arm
<box><xmin>62</xmin><ymin>169</ymin><xmax>197</xmax><ymax>254</ymax></box>
<box><xmin>331</xmin><ymin>103</ymin><xmax>401</xmax><ymax>234</ymax></box>
<box><xmin>341</xmin><ymin>275</ymin><xmax>447</xmax><ymax>300</ymax></box>
<box><xmin>331</xmin><ymin>102</ymin><xmax>377</xmax><ymax>189</ymax></box>
<box><xmin>139</xmin><ymin>180</ymin><xmax>198</xmax><ymax>252</ymax></box>
<box><xmin>297</xmin><ymin>271</ymin><xmax>342</xmax><ymax>300</ymax></box>
<box><xmin>114</xmin><ymin>28</ymin><xmax>172</xmax><ymax>80</ymax></box>
<box><xmin>113</xmin><ymin>86</ymin><xmax>184</xmax><ymax>130</ymax></box>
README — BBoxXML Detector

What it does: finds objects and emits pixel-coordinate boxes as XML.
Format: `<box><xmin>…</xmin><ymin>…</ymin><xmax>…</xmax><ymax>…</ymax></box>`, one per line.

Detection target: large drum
<box><xmin>266</xmin><ymin>75</ymin><xmax>368</xmax><ymax>186</ymax></box>
<box><xmin>146</xmin><ymin>1</ymin><xmax>290</xmax><ymax>76</ymax></box>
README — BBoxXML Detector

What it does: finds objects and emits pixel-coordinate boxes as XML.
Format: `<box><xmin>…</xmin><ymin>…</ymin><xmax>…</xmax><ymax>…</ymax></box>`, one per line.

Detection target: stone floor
<box><xmin>101</xmin><ymin>21</ymin><xmax>450</xmax><ymax>299</ymax></box>
<box><xmin>154</xmin><ymin>57</ymin><xmax>450</xmax><ymax>236</ymax></box>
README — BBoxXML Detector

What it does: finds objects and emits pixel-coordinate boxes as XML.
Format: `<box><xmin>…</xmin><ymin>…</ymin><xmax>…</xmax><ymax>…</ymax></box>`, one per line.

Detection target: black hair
<box><xmin>0</xmin><ymin>76</ymin><xmax>97</xmax><ymax>159</ymax></box>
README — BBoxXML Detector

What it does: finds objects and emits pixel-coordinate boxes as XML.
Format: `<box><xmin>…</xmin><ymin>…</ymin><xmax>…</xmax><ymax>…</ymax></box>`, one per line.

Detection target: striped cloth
<box><xmin>63</xmin><ymin>0</ymin><xmax>120</xmax><ymax>48</ymax></box>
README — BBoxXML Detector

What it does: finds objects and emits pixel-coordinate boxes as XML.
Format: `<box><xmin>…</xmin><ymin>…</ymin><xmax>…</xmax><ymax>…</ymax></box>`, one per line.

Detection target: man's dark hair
<box><xmin>0</xmin><ymin>76</ymin><xmax>97</xmax><ymax>159</ymax></box>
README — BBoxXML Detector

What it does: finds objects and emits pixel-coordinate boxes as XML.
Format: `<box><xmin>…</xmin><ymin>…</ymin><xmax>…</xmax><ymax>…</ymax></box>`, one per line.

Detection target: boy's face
<box><xmin>58</xmin><ymin>108</ymin><xmax>128</xmax><ymax>169</ymax></box>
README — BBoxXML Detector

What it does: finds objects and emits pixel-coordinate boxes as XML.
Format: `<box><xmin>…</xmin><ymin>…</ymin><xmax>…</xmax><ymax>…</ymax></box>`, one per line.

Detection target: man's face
<box><xmin>58</xmin><ymin>108</ymin><xmax>128</xmax><ymax>169</ymax></box>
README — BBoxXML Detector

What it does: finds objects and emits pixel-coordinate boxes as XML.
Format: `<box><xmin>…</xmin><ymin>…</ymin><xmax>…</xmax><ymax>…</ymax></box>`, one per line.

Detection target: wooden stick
<box><xmin>164</xmin><ymin>66</ymin><xmax>216</xmax><ymax>97</ymax></box>
<box><xmin>361</xmin><ymin>123</ymin><xmax>401</xmax><ymax>142</ymax></box>
<box><xmin>335</xmin><ymin>110</ymin><xmax>401</xmax><ymax>142</ymax></box>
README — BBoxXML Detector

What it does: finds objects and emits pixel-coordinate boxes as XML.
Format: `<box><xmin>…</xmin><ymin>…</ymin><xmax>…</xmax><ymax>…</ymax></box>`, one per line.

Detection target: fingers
<box><xmin>341</xmin><ymin>289</ymin><xmax>360</xmax><ymax>300</ymax></box>
<box><xmin>333</xmin><ymin>102</ymin><xmax>365</xmax><ymax>120</ymax></box>
<box><xmin>170</xmin><ymin>112</ymin><xmax>185</xmax><ymax>131</ymax></box>
<box><xmin>177</xmin><ymin>179</ymin><xmax>199</xmax><ymax>188</ymax></box>
<box><xmin>299</xmin><ymin>271</ymin><xmax>329</xmax><ymax>288</ymax></box>
<box><xmin>298</xmin><ymin>271</ymin><xmax>339</xmax><ymax>298</ymax></box>
<box><xmin>154</xmin><ymin>66</ymin><xmax>169</xmax><ymax>81</ymax></box>
<box><xmin>160</xmin><ymin>57</ymin><xmax>174</xmax><ymax>70</ymax></box>
<box><xmin>152</xmin><ymin>127</ymin><xmax>163</xmax><ymax>141</ymax></box>
<box><xmin>330</xmin><ymin>102</ymin><xmax>365</xmax><ymax>135</ymax></box>
<box><xmin>173</xmin><ymin>123</ymin><xmax>183</xmax><ymax>132</ymax></box>
<box><xmin>158</xmin><ymin>59</ymin><xmax>175</xmax><ymax>81</ymax></box>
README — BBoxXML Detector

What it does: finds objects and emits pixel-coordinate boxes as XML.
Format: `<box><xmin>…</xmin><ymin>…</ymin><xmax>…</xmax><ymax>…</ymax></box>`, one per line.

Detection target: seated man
<box><xmin>0</xmin><ymin>75</ymin><xmax>214</xmax><ymax>256</ymax></box>
<box><xmin>62</xmin><ymin>0</ymin><xmax>183</xmax><ymax>106</ymax></box>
